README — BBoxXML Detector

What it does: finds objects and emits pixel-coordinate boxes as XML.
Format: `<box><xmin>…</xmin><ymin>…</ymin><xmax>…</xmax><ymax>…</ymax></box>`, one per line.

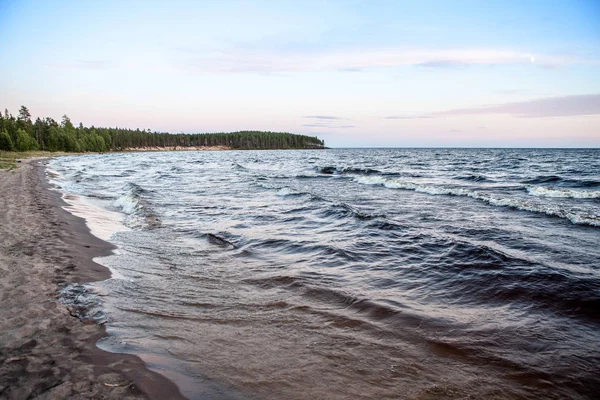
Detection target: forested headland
<box><xmin>0</xmin><ymin>106</ymin><xmax>325</xmax><ymax>152</ymax></box>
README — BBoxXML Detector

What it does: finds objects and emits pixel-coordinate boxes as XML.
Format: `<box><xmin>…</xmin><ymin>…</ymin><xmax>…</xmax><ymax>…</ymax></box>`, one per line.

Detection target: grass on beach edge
<box><xmin>0</xmin><ymin>150</ymin><xmax>71</xmax><ymax>170</ymax></box>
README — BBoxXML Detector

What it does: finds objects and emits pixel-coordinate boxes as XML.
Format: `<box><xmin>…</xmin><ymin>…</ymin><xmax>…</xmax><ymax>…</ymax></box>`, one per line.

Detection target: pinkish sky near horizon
<box><xmin>1</xmin><ymin>0</ymin><xmax>599</xmax><ymax>147</ymax></box>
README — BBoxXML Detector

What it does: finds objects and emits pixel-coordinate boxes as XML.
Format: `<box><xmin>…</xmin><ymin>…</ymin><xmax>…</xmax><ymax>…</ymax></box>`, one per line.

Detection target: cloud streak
<box><xmin>176</xmin><ymin>47</ymin><xmax>596</xmax><ymax>73</ymax></box>
<box><xmin>434</xmin><ymin>94</ymin><xmax>600</xmax><ymax>118</ymax></box>
<box><xmin>303</xmin><ymin>124</ymin><xmax>354</xmax><ymax>128</ymax></box>
<box><xmin>416</xmin><ymin>60</ymin><xmax>467</xmax><ymax>68</ymax></box>
<box><xmin>303</xmin><ymin>115</ymin><xmax>346</xmax><ymax>120</ymax></box>
<box><xmin>47</xmin><ymin>60</ymin><xmax>117</xmax><ymax>70</ymax></box>
<box><xmin>383</xmin><ymin>115</ymin><xmax>435</xmax><ymax>119</ymax></box>
<box><xmin>302</xmin><ymin>115</ymin><xmax>354</xmax><ymax>129</ymax></box>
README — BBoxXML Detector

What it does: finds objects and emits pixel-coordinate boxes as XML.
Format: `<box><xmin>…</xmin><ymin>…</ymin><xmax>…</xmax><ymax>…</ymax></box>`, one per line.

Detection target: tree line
<box><xmin>0</xmin><ymin>106</ymin><xmax>325</xmax><ymax>152</ymax></box>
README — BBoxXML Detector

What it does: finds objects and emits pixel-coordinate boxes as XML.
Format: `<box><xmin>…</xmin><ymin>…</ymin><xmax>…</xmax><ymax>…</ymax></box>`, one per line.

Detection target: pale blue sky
<box><xmin>1</xmin><ymin>0</ymin><xmax>599</xmax><ymax>147</ymax></box>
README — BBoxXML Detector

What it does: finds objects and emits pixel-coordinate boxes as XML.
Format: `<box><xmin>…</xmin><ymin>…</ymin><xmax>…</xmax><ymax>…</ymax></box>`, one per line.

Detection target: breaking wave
<box><xmin>113</xmin><ymin>182</ymin><xmax>160</xmax><ymax>229</ymax></box>
<box><xmin>355</xmin><ymin>176</ymin><xmax>600</xmax><ymax>226</ymax></box>
<box><xmin>316</xmin><ymin>166</ymin><xmax>381</xmax><ymax>175</ymax></box>
<box><xmin>453</xmin><ymin>174</ymin><xmax>493</xmax><ymax>183</ymax></box>
<box><xmin>526</xmin><ymin>186</ymin><xmax>600</xmax><ymax>199</ymax></box>
<box><xmin>523</xmin><ymin>175</ymin><xmax>600</xmax><ymax>187</ymax></box>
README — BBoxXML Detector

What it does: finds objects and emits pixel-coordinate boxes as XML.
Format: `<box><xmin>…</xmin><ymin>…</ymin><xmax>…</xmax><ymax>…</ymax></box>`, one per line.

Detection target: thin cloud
<box><xmin>303</xmin><ymin>124</ymin><xmax>354</xmax><ymax>129</ymax></box>
<box><xmin>449</xmin><ymin>129</ymin><xmax>462</xmax><ymax>132</ymax></box>
<box><xmin>47</xmin><ymin>60</ymin><xmax>116</xmax><ymax>70</ymax></box>
<box><xmin>434</xmin><ymin>94</ymin><xmax>600</xmax><ymax>118</ymax></box>
<box><xmin>303</xmin><ymin>115</ymin><xmax>346</xmax><ymax>120</ymax></box>
<box><xmin>175</xmin><ymin>47</ymin><xmax>596</xmax><ymax>73</ymax></box>
<box><xmin>383</xmin><ymin>115</ymin><xmax>435</xmax><ymax>119</ymax></box>
<box><xmin>302</xmin><ymin>116</ymin><xmax>353</xmax><ymax>129</ymax></box>
<box><xmin>495</xmin><ymin>89</ymin><xmax>551</xmax><ymax>97</ymax></box>
<box><xmin>417</xmin><ymin>60</ymin><xmax>466</xmax><ymax>68</ymax></box>
<box><xmin>496</xmin><ymin>89</ymin><xmax>529</xmax><ymax>95</ymax></box>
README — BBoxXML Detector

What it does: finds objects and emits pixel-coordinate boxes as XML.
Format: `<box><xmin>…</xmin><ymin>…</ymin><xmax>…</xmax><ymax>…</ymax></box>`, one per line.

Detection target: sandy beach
<box><xmin>0</xmin><ymin>159</ymin><xmax>184</xmax><ymax>399</ymax></box>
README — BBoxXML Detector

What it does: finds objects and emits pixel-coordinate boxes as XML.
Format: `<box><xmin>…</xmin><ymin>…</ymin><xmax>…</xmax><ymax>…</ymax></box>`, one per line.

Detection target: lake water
<box><xmin>49</xmin><ymin>148</ymin><xmax>600</xmax><ymax>399</ymax></box>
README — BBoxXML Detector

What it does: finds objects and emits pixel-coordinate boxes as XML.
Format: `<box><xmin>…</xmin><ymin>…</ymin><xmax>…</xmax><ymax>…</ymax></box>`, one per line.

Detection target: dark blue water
<box><xmin>50</xmin><ymin>149</ymin><xmax>600</xmax><ymax>399</ymax></box>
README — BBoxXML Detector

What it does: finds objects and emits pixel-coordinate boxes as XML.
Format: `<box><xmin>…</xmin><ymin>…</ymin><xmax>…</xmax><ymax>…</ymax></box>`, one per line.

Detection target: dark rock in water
<box><xmin>207</xmin><ymin>233</ymin><xmax>236</xmax><ymax>248</ymax></box>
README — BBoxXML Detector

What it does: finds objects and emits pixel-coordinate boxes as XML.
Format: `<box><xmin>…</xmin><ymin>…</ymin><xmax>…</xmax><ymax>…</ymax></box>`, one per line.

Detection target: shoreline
<box><xmin>0</xmin><ymin>159</ymin><xmax>185</xmax><ymax>399</ymax></box>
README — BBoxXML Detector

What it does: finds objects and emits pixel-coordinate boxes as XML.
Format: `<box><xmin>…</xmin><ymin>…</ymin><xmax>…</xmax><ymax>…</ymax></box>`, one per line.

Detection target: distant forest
<box><xmin>0</xmin><ymin>106</ymin><xmax>325</xmax><ymax>152</ymax></box>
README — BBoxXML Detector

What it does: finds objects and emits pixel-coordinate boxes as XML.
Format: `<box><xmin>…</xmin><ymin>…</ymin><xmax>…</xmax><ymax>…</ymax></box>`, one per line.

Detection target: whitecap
<box><xmin>354</xmin><ymin>176</ymin><xmax>600</xmax><ymax>227</ymax></box>
<box><xmin>526</xmin><ymin>186</ymin><xmax>600</xmax><ymax>199</ymax></box>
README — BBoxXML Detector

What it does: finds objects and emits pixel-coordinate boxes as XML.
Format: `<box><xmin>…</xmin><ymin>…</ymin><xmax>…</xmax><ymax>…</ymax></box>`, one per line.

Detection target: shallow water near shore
<box><xmin>49</xmin><ymin>148</ymin><xmax>600</xmax><ymax>399</ymax></box>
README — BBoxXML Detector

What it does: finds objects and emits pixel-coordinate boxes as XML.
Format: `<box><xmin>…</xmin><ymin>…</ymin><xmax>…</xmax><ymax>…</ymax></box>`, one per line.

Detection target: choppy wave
<box><xmin>318</xmin><ymin>202</ymin><xmax>381</xmax><ymax>221</ymax></box>
<box><xmin>113</xmin><ymin>182</ymin><xmax>160</xmax><ymax>229</ymax></box>
<box><xmin>276</xmin><ymin>187</ymin><xmax>309</xmax><ymax>197</ymax></box>
<box><xmin>317</xmin><ymin>166</ymin><xmax>380</xmax><ymax>175</ymax></box>
<box><xmin>87</xmin><ymin>192</ymin><xmax>117</xmax><ymax>201</ymax></box>
<box><xmin>245</xmin><ymin>238</ymin><xmax>600</xmax><ymax>324</ymax></box>
<box><xmin>453</xmin><ymin>174</ymin><xmax>493</xmax><ymax>183</ymax></box>
<box><xmin>355</xmin><ymin>176</ymin><xmax>600</xmax><ymax>226</ymax></box>
<box><xmin>48</xmin><ymin>149</ymin><xmax>600</xmax><ymax>399</ymax></box>
<box><xmin>523</xmin><ymin>175</ymin><xmax>563</xmax><ymax>184</ymax></box>
<box><xmin>527</xmin><ymin>186</ymin><xmax>600</xmax><ymax>199</ymax></box>
<box><xmin>523</xmin><ymin>175</ymin><xmax>600</xmax><ymax>187</ymax></box>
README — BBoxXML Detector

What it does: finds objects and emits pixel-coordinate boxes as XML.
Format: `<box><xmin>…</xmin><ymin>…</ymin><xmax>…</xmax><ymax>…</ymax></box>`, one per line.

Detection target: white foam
<box><xmin>114</xmin><ymin>193</ymin><xmax>140</xmax><ymax>214</ymax></box>
<box><xmin>62</xmin><ymin>194</ymin><xmax>130</xmax><ymax>241</ymax></box>
<box><xmin>276</xmin><ymin>187</ymin><xmax>295</xmax><ymax>196</ymax></box>
<box><xmin>46</xmin><ymin>168</ymin><xmax>61</xmax><ymax>179</ymax></box>
<box><xmin>354</xmin><ymin>176</ymin><xmax>600</xmax><ymax>227</ymax></box>
<box><xmin>526</xmin><ymin>186</ymin><xmax>600</xmax><ymax>199</ymax></box>
<box><xmin>356</xmin><ymin>176</ymin><xmax>472</xmax><ymax>196</ymax></box>
<box><xmin>565</xmin><ymin>213</ymin><xmax>600</xmax><ymax>227</ymax></box>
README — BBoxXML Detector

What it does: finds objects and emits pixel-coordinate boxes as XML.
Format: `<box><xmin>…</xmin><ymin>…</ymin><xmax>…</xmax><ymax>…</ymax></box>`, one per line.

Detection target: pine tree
<box><xmin>0</xmin><ymin>130</ymin><xmax>14</xmax><ymax>151</ymax></box>
<box><xmin>1</xmin><ymin>106</ymin><xmax>326</xmax><ymax>152</ymax></box>
<box><xmin>16</xmin><ymin>128</ymin><xmax>38</xmax><ymax>151</ymax></box>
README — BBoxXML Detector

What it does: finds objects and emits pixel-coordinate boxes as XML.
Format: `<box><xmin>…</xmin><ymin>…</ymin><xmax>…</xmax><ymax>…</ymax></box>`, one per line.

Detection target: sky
<box><xmin>0</xmin><ymin>0</ymin><xmax>599</xmax><ymax>147</ymax></box>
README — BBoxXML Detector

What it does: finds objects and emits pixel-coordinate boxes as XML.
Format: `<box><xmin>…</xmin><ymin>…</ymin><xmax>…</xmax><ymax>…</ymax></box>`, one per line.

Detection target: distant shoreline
<box><xmin>0</xmin><ymin>108</ymin><xmax>326</xmax><ymax>153</ymax></box>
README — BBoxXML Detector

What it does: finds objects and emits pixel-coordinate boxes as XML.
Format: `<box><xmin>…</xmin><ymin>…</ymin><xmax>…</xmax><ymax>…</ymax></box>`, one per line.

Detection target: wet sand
<box><xmin>0</xmin><ymin>159</ymin><xmax>185</xmax><ymax>399</ymax></box>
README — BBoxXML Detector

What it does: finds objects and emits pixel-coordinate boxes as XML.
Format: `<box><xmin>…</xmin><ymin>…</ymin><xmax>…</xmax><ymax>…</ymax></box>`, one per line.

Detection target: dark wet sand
<box><xmin>0</xmin><ymin>159</ymin><xmax>185</xmax><ymax>399</ymax></box>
